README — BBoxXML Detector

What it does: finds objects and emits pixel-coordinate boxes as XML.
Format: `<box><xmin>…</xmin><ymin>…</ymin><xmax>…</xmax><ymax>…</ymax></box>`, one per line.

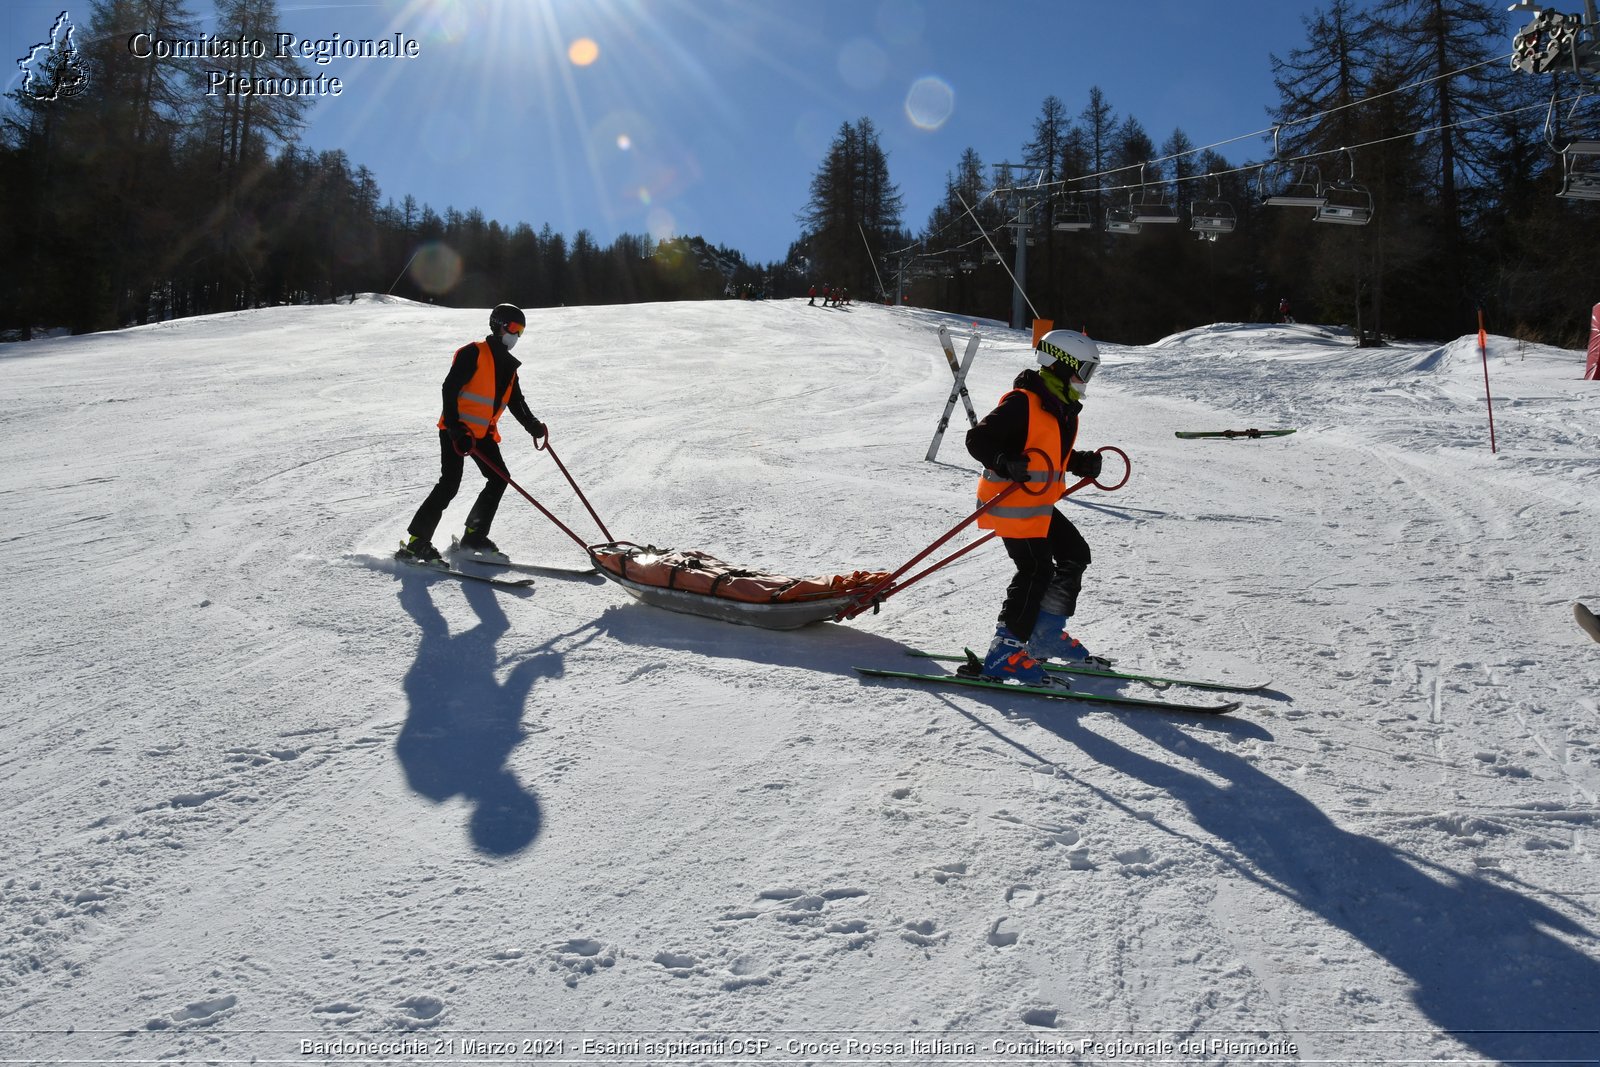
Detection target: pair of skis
<box><xmin>393</xmin><ymin>538</ymin><xmax>600</xmax><ymax>589</ymax></box>
<box><xmin>856</xmin><ymin>649</ymin><xmax>1269</xmax><ymax>716</ymax></box>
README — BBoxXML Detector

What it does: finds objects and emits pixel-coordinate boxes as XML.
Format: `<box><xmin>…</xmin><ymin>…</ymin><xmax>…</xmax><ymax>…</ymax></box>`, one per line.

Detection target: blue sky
<box><xmin>6</xmin><ymin>0</ymin><xmax>1529</xmax><ymax>265</ymax></box>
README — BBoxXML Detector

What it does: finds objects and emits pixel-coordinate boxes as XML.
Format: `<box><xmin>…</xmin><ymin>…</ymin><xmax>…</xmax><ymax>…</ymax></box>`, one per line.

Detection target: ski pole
<box><xmin>534</xmin><ymin>432</ymin><xmax>615</xmax><ymax>542</ymax></box>
<box><xmin>465</xmin><ymin>443</ymin><xmax>591</xmax><ymax>550</ymax></box>
<box><xmin>837</xmin><ymin>449</ymin><xmax>1052</xmax><ymax>620</ymax></box>
<box><xmin>838</xmin><ymin>446</ymin><xmax>1130</xmax><ymax>619</ymax></box>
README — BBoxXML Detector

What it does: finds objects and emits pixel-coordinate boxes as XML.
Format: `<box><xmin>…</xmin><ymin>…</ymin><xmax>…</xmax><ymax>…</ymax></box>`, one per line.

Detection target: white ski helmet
<box><xmin>1035</xmin><ymin>329</ymin><xmax>1101</xmax><ymax>383</ymax></box>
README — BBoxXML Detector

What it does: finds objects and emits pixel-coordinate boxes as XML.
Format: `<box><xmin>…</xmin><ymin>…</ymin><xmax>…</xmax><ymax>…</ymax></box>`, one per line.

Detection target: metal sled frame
<box><xmin>587</xmin><ymin>543</ymin><xmax>859</xmax><ymax>631</ymax></box>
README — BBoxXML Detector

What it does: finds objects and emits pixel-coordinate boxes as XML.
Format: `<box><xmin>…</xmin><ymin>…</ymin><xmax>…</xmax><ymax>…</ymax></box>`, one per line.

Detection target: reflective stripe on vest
<box><xmin>974</xmin><ymin>389</ymin><xmax>1077</xmax><ymax>538</ymax></box>
<box><xmin>437</xmin><ymin>342</ymin><xmax>515</xmax><ymax>442</ymax></box>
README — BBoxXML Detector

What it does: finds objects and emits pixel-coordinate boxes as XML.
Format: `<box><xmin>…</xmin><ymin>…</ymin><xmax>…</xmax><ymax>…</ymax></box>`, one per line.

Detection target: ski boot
<box><xmin>397</xmin><ymin>535</ymin><xmax>444</xmax><ymax>565</ymax></box>
<box><xmin>459</xmin><ymin>527</ymin><xmax>500</xmax><ymax>554</ymax></box>
<box><xmin>977</xmin><ymin>624</ymin><xmax>1049</xmax><ymax>685</ymax></box>
<box><xmin>1026</xmin><ymin>612</ymin><xmax>1113</xmax><ymax>668</ymax></box>
<box><xmin>456</xmin><ymin>526</ymin><xmax>510</xmax><ymax>564</ymax></box>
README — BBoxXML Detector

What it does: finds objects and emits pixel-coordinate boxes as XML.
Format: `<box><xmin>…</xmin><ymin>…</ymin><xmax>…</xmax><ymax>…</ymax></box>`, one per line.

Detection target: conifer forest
<box><xmin>4</xmin><ymin>0</ymin><xmax>1597</xmax><ymax>346</ymax></box>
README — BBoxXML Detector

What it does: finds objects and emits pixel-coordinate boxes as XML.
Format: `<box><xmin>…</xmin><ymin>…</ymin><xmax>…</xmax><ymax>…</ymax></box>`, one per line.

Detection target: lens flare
<box><xmin>905</xmin><ymin>75</ymin><xmax>954</xmax><ymax>131</ymax></box>
<box><xmin>409</xmin><ymin>241</ymin><xmax>463</xmax><ymax>296</ymax></box>
<box><xmin>568</xmin><ymin>37</ymin><xmax>599</xmax><ymax>66</ymax></box>
<box><xmin>617</xmin><ymin>133</ymin><xmax>632</xmax><ymax>151</ymax></box>
<box><xmin>646</xmin><ymin>206</ymin><xmax>675</xmax><ymax>242</ymax></box>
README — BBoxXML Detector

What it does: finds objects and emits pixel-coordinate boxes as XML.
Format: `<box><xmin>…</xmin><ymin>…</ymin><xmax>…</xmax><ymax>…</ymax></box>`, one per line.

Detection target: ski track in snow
<box><xmin>1</xmin><ymin>300</ymin><xmax>1597</xmax><ymax>1064</ymax></box>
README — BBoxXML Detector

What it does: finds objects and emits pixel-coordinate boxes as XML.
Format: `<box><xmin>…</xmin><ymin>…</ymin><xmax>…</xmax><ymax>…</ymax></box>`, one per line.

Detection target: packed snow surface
<box><xmin>2</xmin><ymin>297</ymin><xmax>1597</xmax><ymax>1065</ymax></box>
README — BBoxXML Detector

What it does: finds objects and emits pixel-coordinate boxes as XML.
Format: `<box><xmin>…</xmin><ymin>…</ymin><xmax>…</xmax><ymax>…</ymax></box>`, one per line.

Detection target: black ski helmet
<box><xmin>489</xmin><ymin>303</ymin><xmax>525</xmax><ymax>334</ymax></box>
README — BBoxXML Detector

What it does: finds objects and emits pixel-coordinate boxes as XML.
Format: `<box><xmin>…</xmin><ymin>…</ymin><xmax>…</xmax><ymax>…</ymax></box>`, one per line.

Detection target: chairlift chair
<box><xmin>1559</xmin><ymin>141</ymin><xmax>1600</xmax><ymax>201</ymax></box>
<box><xmin>1259</xmin><ymin>161</ymin><xmax>1327</xmax><ymax>207</ymax></box>
<box><xmin>1258</xmin><ymin>128</ymin><xmax>1327</xmax><ymax>208</ymax></box>
<box><xmin>1051</xmin><ymin>197</ymin><xmax>1092</xmax><ymax>232</ymax></box>
<box><xmin>1130</xmin><ymin>164</ymin><xmax>1179</xmax><ymax>224</ymax></box>
<box><xmin>1189</xmin><ymin>200</ymin><xmax>1236</xmax><ymax>236</ymax></box>
<box><xmin>1105</xmin><ymin>206</ymin><xmax>1142</xmax><ymax>235</ymax></box>
<box><xmin>1188</xmin><ymin>173</ymin><xmax>1237</xmax><ymax>236</ymax></box>
<box><xmin>1315</xmin><ymin>182</ymin><xmax>1375</xmax><ymax>225</ymax></box>
<box><xmin>1314</xmin><ymin>148</ymin><xmax>1374</xmax><ymax>225</ymax></box>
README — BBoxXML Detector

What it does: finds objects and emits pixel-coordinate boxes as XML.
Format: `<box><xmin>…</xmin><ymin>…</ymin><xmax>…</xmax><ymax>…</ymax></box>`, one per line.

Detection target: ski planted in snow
<box><xmin>907</xmin><ymin>649</ymin><xmax>1270</xmax><ymax>693</ymax></box>
<box><xmin>395</xmin><ymin>545</ymin><xmax>535</xmax><ymax>589</ymax></box>
<box><xmin>855</xmin><ymin>665</ymin><xmax>1241</xmax><ymax>715</ymax></box>
<box><xmin>447</xmin><ymin>538</ymin><xmax>600</xmax><ymax>578</ymax></box>
<box><xmin>1174</xmin><ymin>428</ymin><xmax>1296</xmax><ymax>440</ymax></box>
<box><xmin>1576</xmin><ymin>602</ymin><xmax>1600</xmax><ymax>645</ymax></box>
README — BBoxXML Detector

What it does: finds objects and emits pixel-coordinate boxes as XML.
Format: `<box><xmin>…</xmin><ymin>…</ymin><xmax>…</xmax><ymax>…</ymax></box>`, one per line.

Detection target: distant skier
<box><xmin>1279</xmin><ymin>296</ymin><xmax>1295</xmax><ymax>324</ymax></box>
<box><xmin>966</xmin><ymin>329</ymin><xmax>1107</xmax><ymax>684</ymax></box>
<box><xmin>399</xmin><ymin>303</ymin><xmax>547</xmax><ymax>564</ymax></box>
<box><xmin>808</xmin><ymin>284</ymin><xmax>817</xmax><ymax>306</ymax></box>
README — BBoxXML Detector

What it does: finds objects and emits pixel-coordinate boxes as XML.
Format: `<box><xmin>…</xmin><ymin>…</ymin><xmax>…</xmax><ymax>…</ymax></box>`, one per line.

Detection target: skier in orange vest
<box><xmin>965</xmin><ymin>329</ymin><xmax>1106</xmax><ymax>684</ymax></box>
<box><xmin>400</xmin><ymin>303</ymin><xmax>547</xmax><ymax>564</ymax></box>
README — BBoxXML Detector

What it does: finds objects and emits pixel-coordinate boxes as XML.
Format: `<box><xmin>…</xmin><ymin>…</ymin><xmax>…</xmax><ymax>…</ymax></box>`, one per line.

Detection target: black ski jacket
<box><xmin>965</xmin><ymin>368</ymin><xmax>1081</xmax><ymax>471</ymax></box>
<box><xmin>439</xmin><ymin>335</ymin><xmax>542</xmax><ymax>438</ymax></box>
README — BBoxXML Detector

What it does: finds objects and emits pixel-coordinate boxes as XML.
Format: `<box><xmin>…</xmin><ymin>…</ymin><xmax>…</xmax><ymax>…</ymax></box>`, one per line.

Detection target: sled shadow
<box><xmin>585</xmin><ymin>601</ymin><xmax>921</xmax><ymax>678</ymax></box>
<box><xmin>1036</xmin><ymin>711</ymin><xmax>1599</xmax><ymax>1063</ymax></box>
<box><xmin>395</xmin><ymin>573</ymin><xmax>564</xmax><ymax>856</ymax></box>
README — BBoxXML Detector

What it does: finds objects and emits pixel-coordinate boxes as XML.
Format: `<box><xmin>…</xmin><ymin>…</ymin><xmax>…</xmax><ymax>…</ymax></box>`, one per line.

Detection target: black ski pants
<box><xmin>408</xmin><ymin>430</ymin><xmax>509</xmax><ymax>543</ymax></box>
<box><xmin>997</xmin><ymin>508</ymin><xmax>1091</xmax><ymax>639</ymax></box>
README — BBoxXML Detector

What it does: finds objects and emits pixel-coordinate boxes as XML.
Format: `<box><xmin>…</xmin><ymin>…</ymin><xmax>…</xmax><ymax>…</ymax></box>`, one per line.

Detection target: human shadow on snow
<box><xmin>395</xmin><ymin>573</ymin><xmax>577</xmax><ymax>857</ymax></box>
<box><xmin>1033</xmin><ymin>710</ymin><xmax>1599</xmax><ymax>1064</ymax></box>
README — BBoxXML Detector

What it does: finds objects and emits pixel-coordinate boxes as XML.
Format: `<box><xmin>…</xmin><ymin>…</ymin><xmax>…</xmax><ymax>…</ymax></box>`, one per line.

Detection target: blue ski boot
<box><xmin>980</xmin><ymin>624</ymin><xmax>1048</xmax><ymax>685</ymax></box>
<box><xmin>1026</xmin><ymin>612</ymin><xmax>1110</xmax><ymax>667</ymax></box>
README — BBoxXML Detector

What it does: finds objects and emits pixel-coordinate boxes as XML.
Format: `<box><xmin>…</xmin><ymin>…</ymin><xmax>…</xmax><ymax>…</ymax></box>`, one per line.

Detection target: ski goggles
<box><xmin>1037</xmin><ymin>345</ymin><xmax>1099</xmax><ymax>382</ymax></box>
<box><xmin>502</xmin><ymin>320</ymin><xmax>526</xmax><ymax>335</ymax></box>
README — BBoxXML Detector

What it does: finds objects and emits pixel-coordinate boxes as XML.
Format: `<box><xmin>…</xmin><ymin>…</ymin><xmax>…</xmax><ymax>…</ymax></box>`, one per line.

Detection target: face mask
<box><xmin>500</xmin><ymin>330</ymin><xmax>519</xmax><ymax>350</ymax></box>
<box><xmin>1070</xmin><ymin>377</ymin><xmax>1088</xmax><ymax>399</ymax></box>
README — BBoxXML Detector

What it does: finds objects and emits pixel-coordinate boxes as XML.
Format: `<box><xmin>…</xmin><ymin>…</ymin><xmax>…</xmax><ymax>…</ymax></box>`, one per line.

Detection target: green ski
<box><xmin>1174</xmin><ymin>428</ymin><xmax>1296</xmax><ymax>439</ymax></box>
<box><xmin>855</xmin><ymin>666</ymin><xmax>1241</xmax><ymax>715</ymax></box>
<box><xmin>907</xmin><ymin>650</ymin><xmax>1270</xmax><ymax>693</ymax></box>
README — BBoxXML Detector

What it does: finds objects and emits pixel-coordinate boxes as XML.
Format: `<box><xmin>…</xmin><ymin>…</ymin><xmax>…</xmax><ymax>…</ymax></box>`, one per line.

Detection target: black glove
<box><xmin>1067</xmin><ymin>449</ymin><xmax>1103</xmax><ymax>480</ymax></box>
<box><xmin>448</xmin><ymin>424</ymin><xmax>474</xmax><ymax>454</ymax></box>
<box><xmin>528</xmin><ymin>417</ymin><xmax>548</xmax><ymax>442</ymax></box>
<box><xmin>994</xmin><ymin>454</ymin><xmax>1030</xmax><ymax>483</ymax></box>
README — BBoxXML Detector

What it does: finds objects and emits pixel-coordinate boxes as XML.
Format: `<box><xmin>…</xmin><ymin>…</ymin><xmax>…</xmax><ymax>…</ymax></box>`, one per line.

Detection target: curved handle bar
<box><xmin>1015</xmin><ymin>446</ymin><xmax>1057</xmax><ymax>497</ymax></box>
<box><xmin>1091</xmin><ymin>445</ymin><xmax>1131</xmax><ymax>492</ymax></box>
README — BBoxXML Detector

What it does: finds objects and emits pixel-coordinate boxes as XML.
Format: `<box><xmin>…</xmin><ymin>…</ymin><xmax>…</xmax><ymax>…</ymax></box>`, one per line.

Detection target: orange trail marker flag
<box><xmin>1478</xmin><ymin>309</ymin><xmax>1497</xmax><ymax>454</ymax></box>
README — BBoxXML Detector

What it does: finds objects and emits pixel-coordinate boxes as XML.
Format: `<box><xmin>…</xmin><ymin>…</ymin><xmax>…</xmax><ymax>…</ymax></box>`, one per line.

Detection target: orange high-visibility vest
<box><xmin>437</xmin><ymin>341</ymin><xmax>515</xmax><ymax>442</ymax></box>
<box><xmin>974</xmin><ymin>389</ymin><xmax>1076</xmax><ymax>538</ymax></box>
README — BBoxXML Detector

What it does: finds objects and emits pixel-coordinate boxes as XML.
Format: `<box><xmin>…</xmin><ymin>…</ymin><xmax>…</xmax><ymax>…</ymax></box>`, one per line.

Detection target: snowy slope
<box><xmin>1</xmin><ymin>297</ymin><xmax>1597</xmax><ymax>1065</ymax></box>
